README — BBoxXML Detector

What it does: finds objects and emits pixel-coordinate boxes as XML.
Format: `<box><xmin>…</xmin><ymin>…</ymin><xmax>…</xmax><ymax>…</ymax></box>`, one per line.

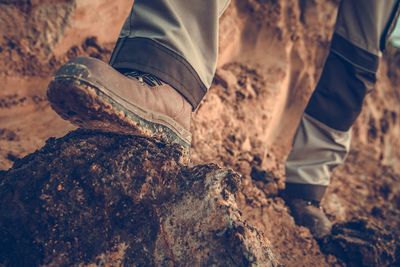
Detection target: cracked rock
<box><xmin>0</xmin><ymin>129</ymin><xmax>278</xmax><ymax>266</ymax></box>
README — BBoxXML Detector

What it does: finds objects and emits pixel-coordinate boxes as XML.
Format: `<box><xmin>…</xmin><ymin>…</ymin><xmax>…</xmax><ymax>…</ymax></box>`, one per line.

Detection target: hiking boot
<box><xmin>285</xmin><ymin>197</ymin><xmax>332</xmax><ymax>239</ymax></box>
<box><xmin>47</xmin><ymin>57</ymin><xmax>192</xmax><ymax>160</ymax></box>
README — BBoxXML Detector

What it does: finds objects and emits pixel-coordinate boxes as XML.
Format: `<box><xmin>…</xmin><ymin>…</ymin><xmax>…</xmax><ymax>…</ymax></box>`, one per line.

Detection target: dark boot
<box><xmin>47</xmin><ymin>57</ymin><xmax>192</xmax><ymax>160</ymax></box>
<box><xmin>285</xmin><ymin>197</ymin><xmax>332</xmax><ymax>239</ymax></box>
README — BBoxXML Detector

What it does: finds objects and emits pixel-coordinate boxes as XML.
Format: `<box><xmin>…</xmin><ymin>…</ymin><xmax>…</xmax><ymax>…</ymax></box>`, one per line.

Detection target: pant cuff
<box><xmin>109</xmin><ymin>37</ymin><xmax>207</xmax><ymax>110</ymax></box>
<box><xmin>284</xmin><ymin>183</ymin><xmax>327</xmax><ymax>202</ymax></box>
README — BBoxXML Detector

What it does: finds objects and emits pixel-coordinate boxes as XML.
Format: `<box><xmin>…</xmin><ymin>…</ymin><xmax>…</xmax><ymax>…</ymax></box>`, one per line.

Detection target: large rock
<box><xmin>0</xmin><ymin>130</ymin><xmax>278</xmax><ymax>266</ymax></box>
<box><xmin>320</xmin><ymin>219</ymin><xmax>398</xmax><ymax>267</ymax></box>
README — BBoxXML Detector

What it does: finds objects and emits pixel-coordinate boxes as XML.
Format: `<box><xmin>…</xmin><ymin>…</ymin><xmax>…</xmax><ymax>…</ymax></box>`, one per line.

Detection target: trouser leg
<box><xmin>109</xmin><ymin>0</ymin><xmax>231</xmax><ymax>110</ymax></box>
<box><xmin>285</xmin><ymin>0</ymin><xmax>400</xmax><ymax>201</ymax></box>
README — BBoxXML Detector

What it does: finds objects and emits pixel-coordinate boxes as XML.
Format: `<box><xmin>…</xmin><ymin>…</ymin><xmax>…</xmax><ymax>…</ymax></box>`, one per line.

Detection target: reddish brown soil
<box><xmin>0</xmin><ymin>0</ymin><xmax>399</xmax><ymax>266</ymax></box>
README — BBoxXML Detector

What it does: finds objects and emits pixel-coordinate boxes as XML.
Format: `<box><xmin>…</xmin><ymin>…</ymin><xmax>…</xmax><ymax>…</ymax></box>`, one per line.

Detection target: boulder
<box><xmin>0</xmin><ymin>129</ymin><xmax>278</xmax><ymax>266</ymax></box>
<box><xmin>320</xmin><ymin>219</ymin><xmax>398</xmax><ymax>267</ymax></box>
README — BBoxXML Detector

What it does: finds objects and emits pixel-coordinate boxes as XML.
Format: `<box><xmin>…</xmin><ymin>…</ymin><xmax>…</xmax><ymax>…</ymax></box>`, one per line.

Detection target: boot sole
<box><xmin>47</xmin><ymin>77</ymin><xmax>191</xmax><ymax>163</ymax></box>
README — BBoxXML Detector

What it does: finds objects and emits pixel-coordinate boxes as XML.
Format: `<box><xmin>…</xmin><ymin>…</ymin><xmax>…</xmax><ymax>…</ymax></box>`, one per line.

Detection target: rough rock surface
<box><xmin>320</xmin><ymin>219</ymin><xmax>398</xmax><ymax>267</ymax></box>
<box><xmin>0</xmin><ymin>130</ymin><xmax>278</xmax><ymax>266</ymax></box>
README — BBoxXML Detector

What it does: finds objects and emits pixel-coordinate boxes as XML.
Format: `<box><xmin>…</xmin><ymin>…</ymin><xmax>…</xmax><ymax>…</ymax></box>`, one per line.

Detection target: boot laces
<box><xmin>306</xmin><ymin>200</ymin><xmax>321</xmax><ymax>209</ymax></box>
<box><xmin>125</xmin><ymin>70</ymin><xmax>163</xmax><ymax>87</ymax></box>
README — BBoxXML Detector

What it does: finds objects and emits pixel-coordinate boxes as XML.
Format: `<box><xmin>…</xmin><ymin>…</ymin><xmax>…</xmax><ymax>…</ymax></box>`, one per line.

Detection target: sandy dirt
<box><xmin>0</xmin><ymin>0</ymin><xmax>399</xmax><ymax>266</ymax></box>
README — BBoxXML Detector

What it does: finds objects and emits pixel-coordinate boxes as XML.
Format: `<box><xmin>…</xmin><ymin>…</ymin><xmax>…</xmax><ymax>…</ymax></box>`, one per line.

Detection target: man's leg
<box><xmin>284</xmin><ymin>0</ymin><xmax>400</xmax><ymax>238</ymax></box>
<box><xmin>110</xmin><ymin>0</ymin><xmax>231</xmax><ymax>108</ymax></box>
<box><xmin>47</xmin><ymin>0</ymin><xmax>230</xmax><ymax>160</ymax></box>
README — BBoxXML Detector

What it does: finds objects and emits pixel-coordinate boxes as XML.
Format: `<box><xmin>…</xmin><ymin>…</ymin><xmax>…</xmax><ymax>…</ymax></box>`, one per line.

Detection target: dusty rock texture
<box><xmin>320</xmin><ymin>219</ymin><xmax>399</xmax><ymax>267</ymax></box>
<box><xmin>0</xmin><ymin>130</ymin><xmax>278</xmax><ymax>267</ymax></box>
<box><xmin>0</xmin><ymin>0</ymin><xmax>130</xmax><ymax>75</ymax></box>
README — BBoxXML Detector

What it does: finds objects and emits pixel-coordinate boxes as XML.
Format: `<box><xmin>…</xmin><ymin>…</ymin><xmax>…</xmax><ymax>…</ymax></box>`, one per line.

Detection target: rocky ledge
<box><xmin>1</xmin><ymin>129</ymin><xmax>398</xmax><ymax>266</ymax></box>
<box><xmin>0</xmin><ymin>129</ymin><xmax>278</xmax><ymax>266</ymax></box>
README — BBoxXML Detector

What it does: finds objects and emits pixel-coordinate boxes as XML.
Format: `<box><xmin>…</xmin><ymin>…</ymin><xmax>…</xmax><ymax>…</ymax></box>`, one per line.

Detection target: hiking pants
<box><xmin>109</xmin><ymin>0</ymin><xmax>400</xmax><ymax>201</ymax></box>
<box><xmin>285</xmin><ymin>0</ymin><xmax>400</xmax><ymax>201</ymax></box>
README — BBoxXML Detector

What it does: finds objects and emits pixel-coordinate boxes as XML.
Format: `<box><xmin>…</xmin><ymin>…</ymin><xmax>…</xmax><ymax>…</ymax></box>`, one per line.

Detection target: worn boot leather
<box><xmin>285</xmin><ymin>197</ymin><xmax>333</xmax><ymax>239</ymax></box>
<box><xmin>47</xmin><ymin>57</ymin><xmax>192</xmax><ymax>160</ymax></box>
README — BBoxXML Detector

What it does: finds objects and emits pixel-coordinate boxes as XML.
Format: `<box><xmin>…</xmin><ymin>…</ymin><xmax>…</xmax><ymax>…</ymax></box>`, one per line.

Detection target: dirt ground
<box><xmin>0</xmin><ymin>0</ymin><xmax>399</xmax><ymax>266</ymax></box>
